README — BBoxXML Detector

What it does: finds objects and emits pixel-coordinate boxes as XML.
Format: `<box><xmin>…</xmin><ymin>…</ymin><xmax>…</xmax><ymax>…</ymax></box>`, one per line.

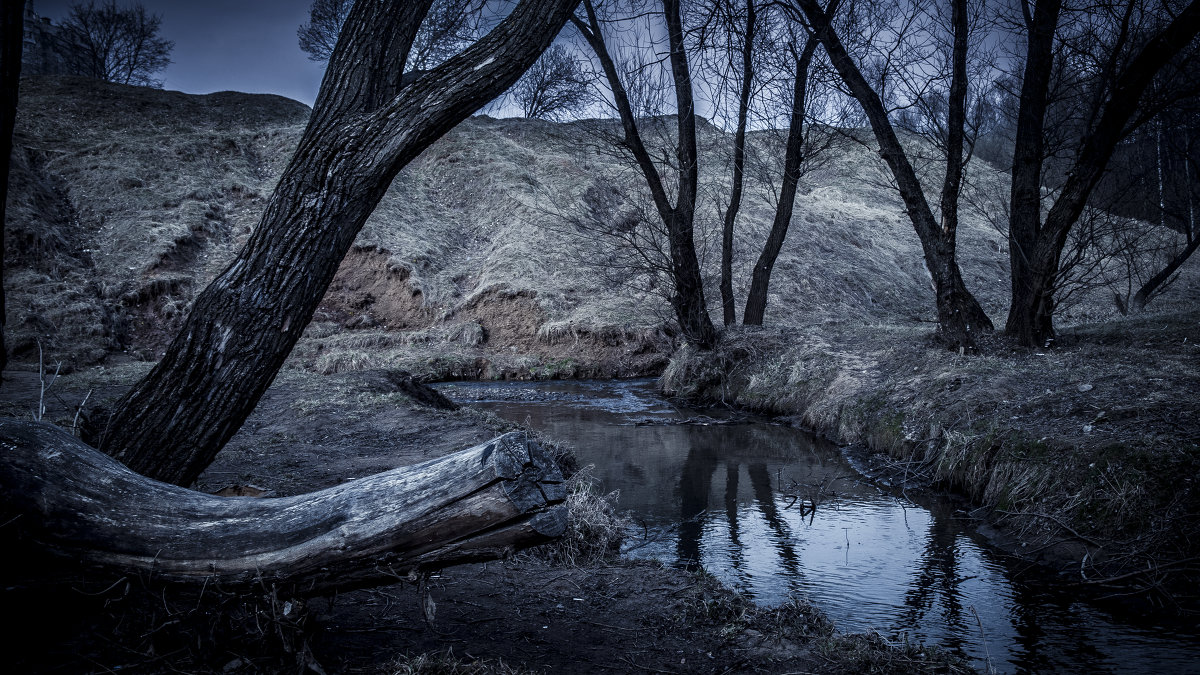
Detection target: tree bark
<box><xmin>1005</xmin><ymin>0</ymin><xmax>1200</xmax><ymax>346</ymax></box>
<box><xmin>939</xmin><ymin>0</ymin><xmax>969</xmax><ymax>256</ymax></box>
<box><xmin>793</xmin><ymin>0</ymin><xmax>992</xmax><ymax>349</ymax></box>
<box><xmin>573</xmin><ymin>0</ymin><xmax>717</xmax><ymax>349</ymax></box>
<box><xmin>1005</xmin><ymin>0</ymin><xmax>1063</xmax><ymax>347</ymax></box>
<box><xmin>663</xmin><ymin>0</ymin><xmax>718</xmax><ymax>347</ymax></box>
<box><xmin>719</xmin><ymin>0</ymin><xmax>756</xmax><ymax>327</ymax></box>
<box><xmin>1131</xmin><ymin>233</ymin><xmax>1200</xmax><ymax>310</ymax></box>
<box><xmin>2</xmin><ymin>421</ymin><xmax>566</xmax><ymax>597</ymax></box>
<box><xmin>0</xmin><ymin>2</ymin><xmax>23</xmax><ymax>379</ymax></box>
<box><xmin>98</xmin><ymin>0</ymin><xmax>581</xmax><ymax>485</ymax></box>
<box><xmin>743</xmin><ymin>36</ymin><xmax>819</xmax><ymax>326</ymax></box>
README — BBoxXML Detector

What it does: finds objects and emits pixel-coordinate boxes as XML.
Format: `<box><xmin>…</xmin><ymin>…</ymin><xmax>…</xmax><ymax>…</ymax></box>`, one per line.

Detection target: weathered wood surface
<box><xmin>0</xmin><ymin>420</ymin><xmax>566</xmax><ymax>596</ymax></box>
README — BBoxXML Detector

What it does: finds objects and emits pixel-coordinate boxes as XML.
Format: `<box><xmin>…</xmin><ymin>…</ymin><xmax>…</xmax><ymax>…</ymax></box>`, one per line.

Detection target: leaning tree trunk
<box><xmin>1131</xmin><ymin>233</ymin><xmax>1200</xmax><ymax>311</ymax></box>
<box><xmin>573</xmin><ymin>0</ymin><xmax>717</xmax><ymax>349</ymax></box>
<box><xmin>794</xmin><ymin>0</ymin><xmax>992</xmax><ymax>349</ymax></box>
<box><xmin>743</xmin><ymin>34</ymin><xmax>820</xmax><ymax>326</ymax></box>
<box><xmin>2</xmin><ymin>422</ymin><xmax>566</xmax><ymax>597</ymax></box>
<box><xmin>1006</xmin><ymin>0</ymin><xmax>1200</xmax><ymax>346</ymax></box>
<box><xmin>0</xmin><ymin>1</ymin><xmax>23</xmax><ymax>379</ymax></box>
<box><xmin>98</xmin><ymin>0</ymin><xmax>581</xmax><ymax>485</ymax></box>
<box><xmin>719</xmin><ymin>0</ymin><xmax>757</xmax><ymax>327</ymax></box>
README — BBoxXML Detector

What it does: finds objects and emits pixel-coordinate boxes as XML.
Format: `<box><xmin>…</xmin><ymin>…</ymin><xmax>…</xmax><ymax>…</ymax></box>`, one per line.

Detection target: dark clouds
<box><xmin>30</xmin><ymin>0</ymin><xmax>326</xmax><ymax>106</ymax></box>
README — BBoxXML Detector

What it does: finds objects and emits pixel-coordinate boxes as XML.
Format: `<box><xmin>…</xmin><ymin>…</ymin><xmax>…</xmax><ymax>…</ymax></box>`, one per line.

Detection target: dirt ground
<box><xmin>0</xmin><ymin>365</ymin><xmax>969</xmax><ymax>675</ymax></box>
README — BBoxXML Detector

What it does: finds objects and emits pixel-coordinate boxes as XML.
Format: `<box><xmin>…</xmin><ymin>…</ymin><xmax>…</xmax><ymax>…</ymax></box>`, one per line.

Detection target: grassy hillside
<box><xmin>7</xmin><ymin>77</ymin><xmax>307</xmax><ymax>366</ymax></box>
<box><xmin>6</xmin><ymin>74</ymin><xmax>1200</xmax><ymax>608</ymax></box>
<box><xmin>5</xmin><ymin>76</ymin><xmax>1197</xmax><ymax>376</ymax></box>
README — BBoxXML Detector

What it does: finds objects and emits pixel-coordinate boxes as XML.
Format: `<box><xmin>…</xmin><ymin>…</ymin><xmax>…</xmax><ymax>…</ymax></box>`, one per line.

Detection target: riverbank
<box><xmin>0</xmin><ymin>365</ymin><xmax>970</xmax><ymax>674</ymax></box>
<box><xmin>659</xmin><ymin>311</ymin><xmax>1200</xmax><ymax>605</ymax></box>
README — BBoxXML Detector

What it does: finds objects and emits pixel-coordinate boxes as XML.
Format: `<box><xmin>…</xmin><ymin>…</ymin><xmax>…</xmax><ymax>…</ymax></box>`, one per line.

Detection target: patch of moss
<box><xmin>534</xmin><ymin>357</ymin><xmax>577</xmax><ymax>379</ymax></box>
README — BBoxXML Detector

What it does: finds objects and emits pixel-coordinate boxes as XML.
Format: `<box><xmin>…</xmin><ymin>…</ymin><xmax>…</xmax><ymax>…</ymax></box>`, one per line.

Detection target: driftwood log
<box><xmin>0</xmin><ymin>419</ymin><xmax>566</xmax><ymax>597</ymax></box>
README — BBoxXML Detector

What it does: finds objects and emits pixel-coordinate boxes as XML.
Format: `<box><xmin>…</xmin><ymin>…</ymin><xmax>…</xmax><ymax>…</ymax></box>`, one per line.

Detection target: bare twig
<box><xmin>35</xmin><ymin>340</ymin><xmax>62</xmax><ymax>422</ymax></box>
<box><xmin>995</xmin><ymin>509</ymin><xmax>1105</xmax><ymax>548</ymax></box>
<box><xmin>969</xmin><ymin>605</ymin><xmax>995</xmax><ymax>674</ymax></box>
<box><xmin>1074</xmin><ymin>556</ymin><xmax>1200</xmax><ymax>587</ymax></box>
<box><xmin>73</xmin><ymin>389</ymin><xmax>93</xmax><ymax>436</ymax></box>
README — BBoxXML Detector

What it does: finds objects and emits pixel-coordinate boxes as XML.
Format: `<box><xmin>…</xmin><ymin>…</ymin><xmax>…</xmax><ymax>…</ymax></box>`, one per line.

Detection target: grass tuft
<box><xmin>383</xmin><ymin>649</ymin><xmax>536</xmax><ymax>675</ymax></box>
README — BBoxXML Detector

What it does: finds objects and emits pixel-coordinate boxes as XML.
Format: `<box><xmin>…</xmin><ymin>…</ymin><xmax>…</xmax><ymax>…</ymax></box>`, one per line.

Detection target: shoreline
<box><xmin>657</xmin><ymin>314</ymin><xmax>1200</xmax><ymax>605</ymax></box>
<box><xmin>0</xmin><ymin>364</ymin><xmax>973</xmax><ymax>674</ymax></box>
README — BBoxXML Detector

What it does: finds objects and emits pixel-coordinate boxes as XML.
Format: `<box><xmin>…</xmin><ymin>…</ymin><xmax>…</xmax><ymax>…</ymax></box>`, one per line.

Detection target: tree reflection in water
<box><xmin>456</xmin><ymin>378</ymin><xmax>1200</xmax><ymax>675</ymax></box>
<box><xmin>898</xmin><ymin>500</ymin><xmax>969</xmax><ymax>653</ymax></box>
<box><xmin>674</xmin><ymin>426</ymin><xmax>807</xmax><ymax>590</ymax></box>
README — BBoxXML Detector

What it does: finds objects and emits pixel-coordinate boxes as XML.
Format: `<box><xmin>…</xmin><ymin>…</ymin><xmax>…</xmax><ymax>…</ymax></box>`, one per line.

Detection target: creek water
<box><xmin>437</xmin><ymin>378</ymin><xmax>1199</xmax><ymax>674</ymax></box>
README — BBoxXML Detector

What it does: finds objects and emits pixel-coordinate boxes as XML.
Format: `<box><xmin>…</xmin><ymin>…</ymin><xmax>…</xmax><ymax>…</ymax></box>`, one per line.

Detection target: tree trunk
<box><xmin>2</xmin><ymin>421</ymin><xmax>566</xmax><ymax>597</ymax></box>
<box><xmin>719</xmin><ymin>0</ymin><xmax>756</xmax><ymax>327</ymax></box>
<box><xmin>793</xmin><ymin>0</ymin><xmax>992</xmax><ymax>349</ymax></box>
<box><xmin>1006</xmin><ymin>0</ymin><xmax>1200</xmax><ymax>346</ymax></box>
<box><xmin>98</xmin><ymin>0</ymin><xmax>581</xmax><ymax>485</ymax></box>
<box><xmin>743</xmin><ymin>36</ymin><xmax>819</xmax><ymax>326</ymax></box>
<box><xmin>573</xmin><ymin>0</ymin><xmax>717</xmax><ymax>348</ymax></box>
<box><xmin>1131</xmin><ymin>232</ymin><xmax>1200</xmax><ymax>311</ymax></box>
<box><xmin>938</xmin><ymin>0</ymin><xmax>969</xmax><ymax>254</ymax></box>
<box><xmin>1004</xmin><ymin>0</ymin><xmax>1062</xmax><ymax>348</ymax></box>
<box><xmin>0</xmin><ymin>2</ymin><xmax>23</xmax><ymax>379</ymax></box>
<box><xmin>932</xmin><ymin>0</ymin><xmax>993</xmax><ymax>342</ymax></box>
<box><xmin>663</xmin><ymin>0</ymin><xmax>717</xmax><ymax>347</ymax></box>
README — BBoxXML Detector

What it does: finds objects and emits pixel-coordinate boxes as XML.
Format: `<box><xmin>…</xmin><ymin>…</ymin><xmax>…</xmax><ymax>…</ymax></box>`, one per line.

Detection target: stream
<box><xmin>437</xmin><ymin>378</ymin><xmax>1200</xmax><ymax>674</ymax></box>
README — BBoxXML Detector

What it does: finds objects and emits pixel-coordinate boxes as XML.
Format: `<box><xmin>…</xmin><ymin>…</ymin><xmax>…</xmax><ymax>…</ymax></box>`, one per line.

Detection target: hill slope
<box><xmin>5</xmin><ymin>76</ymin><xmax>1197</xmax><ymax>375</ymax></box>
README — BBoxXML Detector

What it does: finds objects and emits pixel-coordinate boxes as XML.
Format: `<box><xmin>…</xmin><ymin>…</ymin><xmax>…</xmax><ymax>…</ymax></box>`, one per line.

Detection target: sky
<box><xmin>30</xmin><ymin>0</ymin><xmax>328</xmax><ymax>106</ymax></box>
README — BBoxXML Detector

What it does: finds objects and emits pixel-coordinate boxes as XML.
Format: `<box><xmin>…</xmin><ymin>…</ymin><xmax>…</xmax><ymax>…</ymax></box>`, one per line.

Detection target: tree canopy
<box><xmin>61</xmin><ymin>1</ymin><xmax>172</xmax><ymax>87</ymax></box>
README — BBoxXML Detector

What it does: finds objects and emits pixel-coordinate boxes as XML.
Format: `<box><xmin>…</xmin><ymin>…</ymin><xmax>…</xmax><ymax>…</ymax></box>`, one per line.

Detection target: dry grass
<box><xmin>662</xmin><ymin>566</ymin><xmax>969</xmax><ymax>674</ymax></box>
<box><xmin>8</xmin><ymin>77</ymin><xmax>307</xmax><ymax>368</ymax></box>
<box><xmin>10</xmin><ymin>74</ymin><xmax>1199</xmax><ymax>595</ymax></box>
<box><xmin>527</xmin><ymin>468</ymin><xmax>628</xmax><ymax>567</ymax></box>
<box><xmin>383</xmin><ymin>650</ymin><xmax>537</xmax><ymax>675</ymax></box>
<box><xmin>663</xmin><ymin>313</ymin><xmax>1200</xmax><ymax>591</ymax></box>
<box><xmin>10</xmin><ymin>75</ymin><xmax>1199</xmax><ymax>378</ymax></box>
<box><xmin>816</xmin><ymin>631</ymin><xmax>975</xmax><ymax>675</ymax></box>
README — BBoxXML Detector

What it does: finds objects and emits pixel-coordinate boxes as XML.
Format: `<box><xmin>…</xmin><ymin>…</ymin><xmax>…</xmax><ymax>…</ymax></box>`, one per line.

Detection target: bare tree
<box><xmin>693</xmin><ymin>0</ymin><xmax>762</xmax><ymax>325</ymax></box>
<box><xmin>741</xmin><ymin>6</ymin><xmax>839</xmax><ymax>325</ymax></box>
<box><xmin>297</xmin><ymin>0</ymin><xmax>353</xmax><ymax>62</ymax></box>
<box><xmin>573</xmin><ymin>0</ymin><xmax>719</xmax><ymax>347</ymax></box>
<box><xmin>410</xmin><ymin>0</ymin><xmax>485</xmax><ymax>69</ymax></box>
<box><xmin>512</xmin><ymin>43</ymin><xmax>593</xmax><ymax>119</ymax></box>
<box><xmin>299</xmin><ymin>0</ymin><xmax>480</xmax><ymax>69</ymax></box>
<box><xmin>61</xmin><ymin>1</ymin><xmax>172</xmax><ymax>87</ymax></box>
<box><xmin>1030</xmin><ymin>98</ymin><xmax>1200</xmax><ymax>315</ymax></box>
<box><xmin>99</xmin><ymin>0</ymin><xmax>582</xmax><ymax>485</ymax></box>
<box><xmin>1095</xmin><ymin>117</ymin><xmax>1200</xmax><ymax>312</ymax></box>
<box><xmin>1128</xmin><ymin>107</ymin><xmax>1200</xmax><ymax>308</ymax></box>
<box><xmin>791</xmin><ymin>0</ymin><xmax>994</xmax><ymax>350</ymax></box>
<box><xmin>568</xmin><ymin>0</ymin><xmax>833</xmax><ymax>329</ymax></box>
<box><xmin>1004</xmin><ymin>0</ymin><xmax>1200</xmax><ymax>347</ymax></box>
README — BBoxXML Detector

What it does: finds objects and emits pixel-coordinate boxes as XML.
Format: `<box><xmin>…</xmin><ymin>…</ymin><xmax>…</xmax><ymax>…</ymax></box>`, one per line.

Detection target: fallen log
<box><xmin>0</xmin><ymin>419</ymin><xmax>566</xmax><ymax>597</ymax></box>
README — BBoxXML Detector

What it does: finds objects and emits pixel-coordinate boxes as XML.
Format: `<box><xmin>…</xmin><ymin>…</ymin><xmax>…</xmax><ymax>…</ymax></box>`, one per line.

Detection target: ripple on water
<box><xmin>439</xmin><ymin>379</ymin><xmax>1200</xmax><ymax>675</ymax></box>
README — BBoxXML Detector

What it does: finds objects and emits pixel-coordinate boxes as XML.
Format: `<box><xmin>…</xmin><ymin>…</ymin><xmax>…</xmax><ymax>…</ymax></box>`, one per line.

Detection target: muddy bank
<box><xmin>659</xmin><ymin>313</ymin><xmax>1200</xmax><ymax>604</ymax></box>
<box><xmin>0</xmin><ymin>366</ymin><xmax>968</xmax><ymax>674</ymax></box>
<box><xmin>291</xmin><ymin>248</ymin><xmax>677</xmax><ymax>382</ymax></box>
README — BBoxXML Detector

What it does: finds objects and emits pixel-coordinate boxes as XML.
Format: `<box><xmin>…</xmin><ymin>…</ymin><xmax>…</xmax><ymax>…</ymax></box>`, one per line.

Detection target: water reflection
<box><xmin>438</xmin><ymin>379</ymin><xmax>1200</xmax><ymax>674</ymax></box>
<box><xmin>675</xmin><ymin>442</ymin><xmax>714</xmax><ymax>569</ymax></box>
<box><xmin>899</xmin><ymin>501</ymin><xmax>969</xmax><ymax>655</ymax></box>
